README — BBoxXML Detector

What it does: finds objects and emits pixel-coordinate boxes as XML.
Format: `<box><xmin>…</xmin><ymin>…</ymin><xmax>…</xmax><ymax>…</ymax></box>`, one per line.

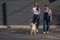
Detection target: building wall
<box><xmin>0</xmin><ymin>0</ymin><xmax>60</xmax><ymax>25</ymax></box>
<box><xmin>0</xmin><ymin>0</ymin><xmax>3</xmax><ymax>25</ymax></box>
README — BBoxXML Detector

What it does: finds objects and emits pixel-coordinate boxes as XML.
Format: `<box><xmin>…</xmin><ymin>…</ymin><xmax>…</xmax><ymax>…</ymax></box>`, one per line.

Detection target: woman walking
<box><xmin>43</xmin><ymin>4</ymin><xmax>52</xmax><ymax>33</ymax></box>
<box><xmin>31</xmin><ymin>2</ymin><xmax>41</xmax><ymax>32</ymax></box>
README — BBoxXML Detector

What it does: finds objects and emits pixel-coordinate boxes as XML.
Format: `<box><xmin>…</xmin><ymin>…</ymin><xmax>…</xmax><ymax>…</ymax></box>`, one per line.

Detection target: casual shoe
<box><xmin>46</xmin><ymin>31</ymin><xmax>49</xmax><ymax>34</ymax></box>
<box><xmin>36</xmin><ymin>29</ymin><xmax>38</xmax><ymax>32</ymax></box>
<box><xmin>43</xmin><ymin>32</ymin><xmax>46</xmax><ymax>34</ymax></box>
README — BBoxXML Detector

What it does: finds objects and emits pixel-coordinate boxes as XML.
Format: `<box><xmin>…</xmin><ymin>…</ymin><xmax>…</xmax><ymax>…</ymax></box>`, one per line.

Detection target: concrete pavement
<box><xmin>0</xmin><ymin>26</ymin><xmax>60</xmax><ymax>40</ymax></box>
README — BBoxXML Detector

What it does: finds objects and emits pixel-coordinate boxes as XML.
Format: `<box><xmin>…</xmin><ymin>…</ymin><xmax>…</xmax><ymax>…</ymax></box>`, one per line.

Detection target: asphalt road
<box><xmin>0</xmin><ymin>27</ymin><xmax>60</xmax><ymax>40</ymax></box>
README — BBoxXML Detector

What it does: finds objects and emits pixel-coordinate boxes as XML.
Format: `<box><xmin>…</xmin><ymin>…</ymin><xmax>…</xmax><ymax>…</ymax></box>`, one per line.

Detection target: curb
<box><xmin>0</xmin><ymin>25</ymin><xmax>59</xmax><ymax>29</ymax></box>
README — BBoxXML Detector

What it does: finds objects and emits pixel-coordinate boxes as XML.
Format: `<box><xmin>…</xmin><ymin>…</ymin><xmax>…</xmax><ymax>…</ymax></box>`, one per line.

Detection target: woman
<box><xmin>32</xmin><ymin>2</ymin><xmax>41</xmax><ymax>32</ymax></box>
<box><xmin>43</xmin><ymin>4</ymin><xmax>52</xmax><ymax>33</ymax></box>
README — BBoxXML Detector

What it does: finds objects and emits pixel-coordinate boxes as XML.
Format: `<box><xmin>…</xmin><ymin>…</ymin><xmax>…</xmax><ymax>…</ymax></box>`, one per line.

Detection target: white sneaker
<box><xmin>46</xmin><ymin>31</ymin><xmax>49</xmax><ymax>34</ymax></box>
<box><xmin>43</xmin><ymin>32</ymin><xmax>46</xmax><ymax>34</ymax></box>
<box><xmin>36</xmin><ymin>29</ymin><xmax>38</xmax><ymax>32</ymax></box>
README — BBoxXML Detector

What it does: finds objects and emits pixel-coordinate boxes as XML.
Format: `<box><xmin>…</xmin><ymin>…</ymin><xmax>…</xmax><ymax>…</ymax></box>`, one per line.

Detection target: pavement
<box><xmin>0</xmin><ymin>26</ymin><xmax>60</xmax><ymax>40</ymax></box>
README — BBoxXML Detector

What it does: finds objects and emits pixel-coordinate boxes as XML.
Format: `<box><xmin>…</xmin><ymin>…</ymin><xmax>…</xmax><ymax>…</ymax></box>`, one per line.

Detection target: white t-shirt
<box><xmin>32</xmin><ymin>7</ymin><xmax>41</xmax><ymax>15</ymax></box>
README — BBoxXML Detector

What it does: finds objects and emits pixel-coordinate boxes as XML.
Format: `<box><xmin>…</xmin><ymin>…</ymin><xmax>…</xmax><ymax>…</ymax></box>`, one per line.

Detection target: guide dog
<box><xmin>30</xmin><ymin>23</ymin><xmax>36</xmax><ymax>35</ymax></box>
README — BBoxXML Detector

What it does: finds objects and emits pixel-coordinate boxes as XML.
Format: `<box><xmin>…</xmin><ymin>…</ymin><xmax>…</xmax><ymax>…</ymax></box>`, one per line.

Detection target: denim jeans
<box><xmin>43</xmin><ymin>18</ymin><xmax>50</xmax><ymax>32</ymax></box>
<box><xmin>43</xmin><ymin>12</ymin><xmax>50</xmax><ymax>32</ymax></box>
<box><xmin>32</xmin><ymin>14</ymin><xmax>40</xmax><ymax>29</ymax></box>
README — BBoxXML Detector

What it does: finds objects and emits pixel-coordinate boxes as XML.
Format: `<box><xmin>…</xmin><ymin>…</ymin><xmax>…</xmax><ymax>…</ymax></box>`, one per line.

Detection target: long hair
<box><xmin>34</xmin><ymin>2</ymin><xmax>39</xmax><ymax>10</ymax></box>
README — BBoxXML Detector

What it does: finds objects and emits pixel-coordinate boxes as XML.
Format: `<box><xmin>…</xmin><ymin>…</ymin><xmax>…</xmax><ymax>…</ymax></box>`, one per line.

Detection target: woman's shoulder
<box><xmin>49</xmin><ymin>9</ymin><xmax>52</xmax><ymax>11</ymax></box>
<box><xmin>48</xmin><ymin>9</ymin><xmax>52</xmax><ymax>14</ymax></box>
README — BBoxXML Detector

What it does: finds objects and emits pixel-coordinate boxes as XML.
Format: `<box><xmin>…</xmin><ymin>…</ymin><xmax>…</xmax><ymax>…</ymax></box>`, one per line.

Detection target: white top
<box><xmin>32</xmin><ymin>7</ymin><xmax>41</xmax><ymax>15</ymax></box>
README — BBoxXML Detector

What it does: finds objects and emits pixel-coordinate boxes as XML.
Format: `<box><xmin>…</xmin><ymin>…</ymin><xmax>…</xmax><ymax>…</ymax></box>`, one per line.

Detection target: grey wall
<box><xmin>7</xmin><ymin>0</ymin><xmax>35</xmax><ymax>25</ymax></box>
<box><xmin>0</xmin><ymin>0</ymin><xmax>3</xmax><ymax>25</ymax></box>
<box><xmin>0</xmin><ymin>0</ymin><xmax>60</xmax><ymax>25</ymax></box>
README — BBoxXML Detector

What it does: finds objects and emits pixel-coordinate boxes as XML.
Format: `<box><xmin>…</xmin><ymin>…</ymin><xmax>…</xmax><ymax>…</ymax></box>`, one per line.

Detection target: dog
<box><xmin>30</xmin><ymin>23</ymin><xmax>36</xmax><ymax>35</ymax></box>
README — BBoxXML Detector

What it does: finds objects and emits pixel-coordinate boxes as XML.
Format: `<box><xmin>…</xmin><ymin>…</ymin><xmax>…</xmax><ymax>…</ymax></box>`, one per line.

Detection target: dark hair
<box><xmin>34</xmin><ymin>2</ymin><xmax>39</xmax><ymax>10</ymax></box>
<box><xmin>36</xmin><ymin>5</ymin><xmax>39</xmax><ymax>10</ymax></box>
<box><xmin>45</xmin><ymin>4</ymin><xmax>49</xmax><ymax>7</ymax></box>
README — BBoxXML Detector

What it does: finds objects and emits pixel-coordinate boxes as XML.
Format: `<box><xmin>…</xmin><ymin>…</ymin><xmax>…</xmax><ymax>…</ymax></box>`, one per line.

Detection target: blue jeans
<box><xmin>32</xmin><ymin>14</ymin><xmax>40</xmax><ymax>29</ymax></box>
<box><xmin>43</xmin><ymin>18</ymin><xmax>50</xmax><ymax>32</ymax></box>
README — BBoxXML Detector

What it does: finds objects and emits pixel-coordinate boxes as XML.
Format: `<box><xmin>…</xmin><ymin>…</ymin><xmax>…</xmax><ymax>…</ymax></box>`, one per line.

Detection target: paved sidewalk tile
<box><xmin>0</xmin><ymin>27</ymin><xmax>60</xmax><ymax>40</ymax></box>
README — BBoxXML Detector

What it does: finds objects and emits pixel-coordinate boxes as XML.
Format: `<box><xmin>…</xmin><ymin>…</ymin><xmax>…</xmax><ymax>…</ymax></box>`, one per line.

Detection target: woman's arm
<box><xmin>50</xmin><ymin>10</ymin><xmax>52</xmax><ymax>22</ymax></box>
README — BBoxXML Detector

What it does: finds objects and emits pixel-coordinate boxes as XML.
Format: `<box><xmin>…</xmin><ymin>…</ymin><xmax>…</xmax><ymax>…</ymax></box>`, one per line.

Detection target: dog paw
<box><xmin>31</xmin><ymin>31</ymin><xmax>33</xmax><ymax>35</ymax></box>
